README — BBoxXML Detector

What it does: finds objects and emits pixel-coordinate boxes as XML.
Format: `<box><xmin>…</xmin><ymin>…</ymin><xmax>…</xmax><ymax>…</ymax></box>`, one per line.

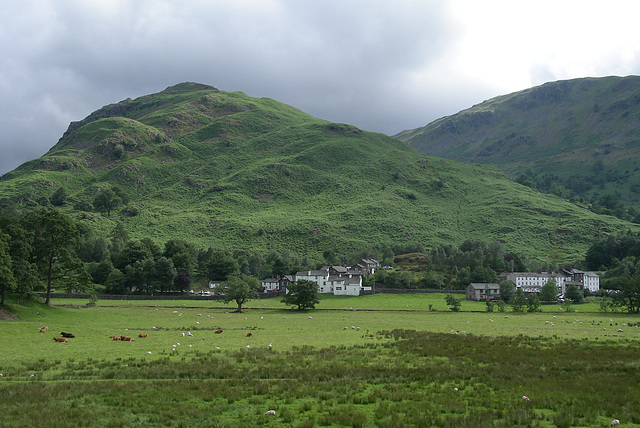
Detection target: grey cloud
<box><xmin>0</xmin><ymin>1</ymin><xmax>501</xmax><ymax>174</ymax></box>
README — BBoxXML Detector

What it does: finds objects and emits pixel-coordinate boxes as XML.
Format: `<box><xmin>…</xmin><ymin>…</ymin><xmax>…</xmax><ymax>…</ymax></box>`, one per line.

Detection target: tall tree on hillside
<box><xmin>282</xmin><ymin>279</ymin><xmax>320</xmax><ymax>310</ymax></box>
<box><xmin>222</xmin><ymin>274</ymin><xmax>260</xmax><ymax>312</ymax></box>
<box><xmin>25</xmin><ymin>210</ymin><xmax>80</xmax><ymax>306</ymax></box>
<box><xmin>93</xmin><ymin>188</ymin><xmax>122</xmax><ymax>217</ymax></box>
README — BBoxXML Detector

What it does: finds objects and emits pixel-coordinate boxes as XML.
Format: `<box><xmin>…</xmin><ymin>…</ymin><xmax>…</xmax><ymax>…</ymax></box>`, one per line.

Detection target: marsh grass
<box><xmin>2</xmin><ymin>297</ymin><xmax>640</xmax><ymax>426</ymax></box>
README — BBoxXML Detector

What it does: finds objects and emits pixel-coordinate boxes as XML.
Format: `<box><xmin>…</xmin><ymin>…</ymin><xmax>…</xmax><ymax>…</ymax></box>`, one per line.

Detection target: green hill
<box><xmin>395</xmin><ymin>76</ymin><xmax>640</xmax><ymax>209</ymax></box>
<box><xmin>1</xmin><ymin>82</ymin><xmax>637</xmax><ymax>263</ymax></box>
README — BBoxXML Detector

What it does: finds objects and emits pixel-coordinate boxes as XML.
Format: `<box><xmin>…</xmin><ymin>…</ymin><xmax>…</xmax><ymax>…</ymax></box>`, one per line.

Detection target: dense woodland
<box><xmin>2</xmin><ymin>204</ymin><xmax>639</xmax><ymax>309</ymax></box>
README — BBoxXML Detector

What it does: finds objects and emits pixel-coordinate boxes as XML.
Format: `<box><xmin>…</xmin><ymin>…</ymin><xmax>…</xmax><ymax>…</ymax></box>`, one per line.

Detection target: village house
<box><xmin>466</xmin><ymin>283</ymin><xmax>500</xmax><ymax>301</ymax></box>
<box><xmin>259</xmin><ymin>275</ymin><xmax>294</xmax><ymax>293</ymax></box>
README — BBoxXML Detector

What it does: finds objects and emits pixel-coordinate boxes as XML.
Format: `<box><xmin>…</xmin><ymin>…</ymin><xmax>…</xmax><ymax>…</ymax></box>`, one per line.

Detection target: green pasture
<box><xmin>1</xmin><ymin>294</ymin><xmax>640</xmax><ymax>427</ymax></box>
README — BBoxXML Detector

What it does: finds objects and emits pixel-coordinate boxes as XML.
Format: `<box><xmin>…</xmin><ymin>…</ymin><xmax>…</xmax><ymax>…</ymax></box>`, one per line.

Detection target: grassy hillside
<box><xmin>0</xmin><ymin>82</ymin><xmax>637</xmax><ymax>263</ymax></box>
<box><xmin>395</xmin><ymin>76</ymin><xmax>640</xmax><ymax>208</ymax></box>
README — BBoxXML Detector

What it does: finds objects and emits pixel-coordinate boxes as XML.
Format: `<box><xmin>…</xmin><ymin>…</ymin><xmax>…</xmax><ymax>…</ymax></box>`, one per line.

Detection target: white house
<box><xmin>295</xmin><ymin>264</ymin><xmax>368</xmax><ymax>296</ymax></box>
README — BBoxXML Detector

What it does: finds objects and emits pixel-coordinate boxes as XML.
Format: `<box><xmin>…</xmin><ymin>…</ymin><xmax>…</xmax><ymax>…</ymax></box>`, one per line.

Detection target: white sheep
<box><xmin>611</xmin><ymin>419</ymin><xmax>620</xmax><ymax>426</ymax></box>
<box><xmin>522</xmin><ymin>395</ymin><xmax>530</xmax><ymax>401</ymax></box>
<box><xmin>265</xmin><ymin>410</ymin><xmax>276</xmax><ymax>415</ymax></box>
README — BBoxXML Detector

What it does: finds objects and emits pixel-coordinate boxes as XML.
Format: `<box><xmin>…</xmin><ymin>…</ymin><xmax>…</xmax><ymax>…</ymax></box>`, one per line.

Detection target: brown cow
<box><xmin>53</xmin><ymin>337</ymin><xmax>68</xmax><ymax>343</ymax></box>
<box><xmin>214</xmin><ymin>329</ymin><xmax>223</xmax><ymax>334</ymax></box>
<box><xmin>138</xmin><ymin>333</ymin><xmax>148</xmax><ymax>338</ymax></box>
<box><xmin>121</xmin><ymin>336</ymin><xmax>134</xmax><ymax>342</ymax></box>
<box><xmin>246</xmin><ymin>332</ymin><xmax>253</xmax><ymax>337</ymax></box>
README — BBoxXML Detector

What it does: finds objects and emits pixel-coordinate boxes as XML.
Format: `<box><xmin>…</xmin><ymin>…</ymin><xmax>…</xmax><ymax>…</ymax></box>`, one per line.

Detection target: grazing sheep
<box><xmin>187</xmin><ymin>331</ymin><xmax>193</xmax><ymax>337</ymax></box>
<box><xmin>522</xmin><ymin>396</ymin><xmax>531</xmax><ymax>401</ymax></box>
<box><xmin>618</xmin><ymin>329</ymin><xmax>623</xmax><ymax>332</ymax></box>
<box><xmin>453</xmin><ymin>387</ymin><xmax>458</xmax><ymax>392</ymax></box>
<box><xmin>265</xmin><ymin>410</ymin><xmax>276</xmax><ymax>415</ymax></box>
<box><xmin>611</xmin><ymin>419</ymin><xmax>620</xmax><ymax>426</ymax></box>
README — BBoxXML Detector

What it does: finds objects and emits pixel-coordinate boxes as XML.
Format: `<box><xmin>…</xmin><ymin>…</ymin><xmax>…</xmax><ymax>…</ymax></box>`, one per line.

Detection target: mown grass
<box><xmin>2</xmin><ymin>295</ymin><xmax>640</xmax><ymax>426</ymax></box>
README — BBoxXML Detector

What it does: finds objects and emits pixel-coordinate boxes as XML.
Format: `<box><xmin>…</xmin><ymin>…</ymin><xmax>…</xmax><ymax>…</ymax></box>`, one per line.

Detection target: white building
<box><xmin>504</xmin><ymin>269</ymin><xmax>600</xmax><ymax>295</ymax></box>
<box><xmin>295</xmin><ymin>265</ymin><xmax>367</xmax><ymax>296</ymax></box>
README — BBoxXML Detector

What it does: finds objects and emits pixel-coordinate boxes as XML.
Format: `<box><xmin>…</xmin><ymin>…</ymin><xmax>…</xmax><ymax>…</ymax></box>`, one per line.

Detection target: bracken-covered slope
<box><xmin>0</xmin><ymin>82</ymin><xmax>637</xmax><ymax>263</ymax></box>
<box><xmin>395</xmin><ymin>76</ymin><xmax>640</xmax><ymax>207</ymax></box>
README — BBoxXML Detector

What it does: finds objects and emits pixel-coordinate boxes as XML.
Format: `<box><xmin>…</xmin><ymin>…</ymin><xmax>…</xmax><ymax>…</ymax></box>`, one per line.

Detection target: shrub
<box><xmin>445</xmin><ymin>294</ymin><xmax>461</xmax><ymax>312</ymax></box>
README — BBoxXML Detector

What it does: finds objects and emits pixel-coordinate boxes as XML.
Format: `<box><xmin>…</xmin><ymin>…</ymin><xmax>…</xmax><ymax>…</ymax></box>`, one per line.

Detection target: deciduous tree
<box><xmin>222</xmin><ymin>274</ymin><xmax>260</xmax><ymax>312</ymax></box>
<box><xmin>540</xmin><ymin>280</ymin><xmax>558</xmax><ymax>302</ymax></box>
<box><xmin>512</xmin><ymin>288</ymin><xmax>527</xmax><ymax>312</ymax></box>
<box><xmin>615</xmin><ymin>276</ymin><xmax>640</xmax><ymax>313</ymax></box>
<box><xmin>499</xmin><ymin>280</ymin><xmax>515</xmax><ymax>303</ymax></box>
<box><xmin>282</xmin><ymin>279</ymin><xmax>320</xmax><ymax>310</ymax></box>
<box><xmin>0</xmin><ymin>233</ymin><xmax>15</xmax><ymax>306</ymax></box>
<box><xmin>25</xmin><ymin>210</ymin><xmax>80</xmax><ymax>306</ymax></box>
<box><xmin>93</xmin><ymin>188</ymin><xmax>122</xmax><ymax>217</ymax></box>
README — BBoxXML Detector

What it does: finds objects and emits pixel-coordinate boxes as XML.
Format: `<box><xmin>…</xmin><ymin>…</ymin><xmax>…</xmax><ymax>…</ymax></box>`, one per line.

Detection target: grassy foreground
<box><xmin>1</xmin><ymin>294</ymin><xmax>640</xmax><ymax>427</ymax></box>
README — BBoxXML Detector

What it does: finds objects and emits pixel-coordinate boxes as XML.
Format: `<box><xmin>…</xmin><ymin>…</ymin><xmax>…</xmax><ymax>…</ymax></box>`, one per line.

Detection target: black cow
<box><xmin>60</xmin><ymin>332</ymin><xmax>75</xmax><ymax>338</ymax></box>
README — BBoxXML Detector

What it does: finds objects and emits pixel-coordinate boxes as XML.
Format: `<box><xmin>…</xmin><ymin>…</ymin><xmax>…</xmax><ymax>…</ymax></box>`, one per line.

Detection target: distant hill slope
<box><xmin>0</xmin><ymin>82</ymin><xmax>637</xmax><ymax>263</ymax></box>
<box><xmin>395</xmin><ymin>76</ymin><xmax>640</xmax><ymax>208</ymax></box>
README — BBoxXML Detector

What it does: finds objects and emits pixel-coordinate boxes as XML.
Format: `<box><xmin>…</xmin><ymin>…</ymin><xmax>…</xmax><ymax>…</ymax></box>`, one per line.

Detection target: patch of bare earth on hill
<box><xmin>0</xmin><ymin>309</ymin><xmax>21</xmax><ymax>321</ymax></box>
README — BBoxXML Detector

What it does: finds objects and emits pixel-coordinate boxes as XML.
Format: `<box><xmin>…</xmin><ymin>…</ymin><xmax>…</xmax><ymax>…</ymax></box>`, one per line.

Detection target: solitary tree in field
<box><xmin>222</xmin><ymin>274</ymin><xmax>260</xmax><ymax>312</ymax></box>
<box><xmin>281</xmin><ymin>279</ymin><xmax>320</xmax><ymax>310</ymax></box>
<box><xmin>499</xmin><ymin>280</ymin><xmax>515</xmax><ymax>303</ymax></box>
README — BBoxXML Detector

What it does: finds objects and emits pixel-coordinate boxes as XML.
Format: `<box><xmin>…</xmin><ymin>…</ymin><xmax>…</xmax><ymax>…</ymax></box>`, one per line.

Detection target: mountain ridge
<box><xmin>1</xmin><ymin>82</ymin><xmax>637</xmax><ymax>263</ymax></box>
<box><xmin>395</xmin><ymin>75</ymin><xmax>640</xmax><ymax>209</ymax></box>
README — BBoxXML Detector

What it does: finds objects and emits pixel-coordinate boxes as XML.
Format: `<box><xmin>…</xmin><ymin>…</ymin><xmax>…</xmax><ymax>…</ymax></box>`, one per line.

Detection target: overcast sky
<box><xmin>2</xmin><ymin>0</ymin><xmax>640</xmax><ymax>175</ymax></box>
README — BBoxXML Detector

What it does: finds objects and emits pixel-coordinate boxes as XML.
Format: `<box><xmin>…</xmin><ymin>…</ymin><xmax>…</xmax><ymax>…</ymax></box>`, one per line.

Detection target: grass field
<box><xmin>1</xmin><ymin>294</ymin><xmax>640</xmax><ymax>427</ymax></box>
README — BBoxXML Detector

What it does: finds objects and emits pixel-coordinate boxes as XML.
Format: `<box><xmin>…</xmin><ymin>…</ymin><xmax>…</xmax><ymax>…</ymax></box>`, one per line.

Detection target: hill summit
<box><xmin>0</xmin><ymin>82</ymin><xmax>637</xmax><ymax>263</ymax></box>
